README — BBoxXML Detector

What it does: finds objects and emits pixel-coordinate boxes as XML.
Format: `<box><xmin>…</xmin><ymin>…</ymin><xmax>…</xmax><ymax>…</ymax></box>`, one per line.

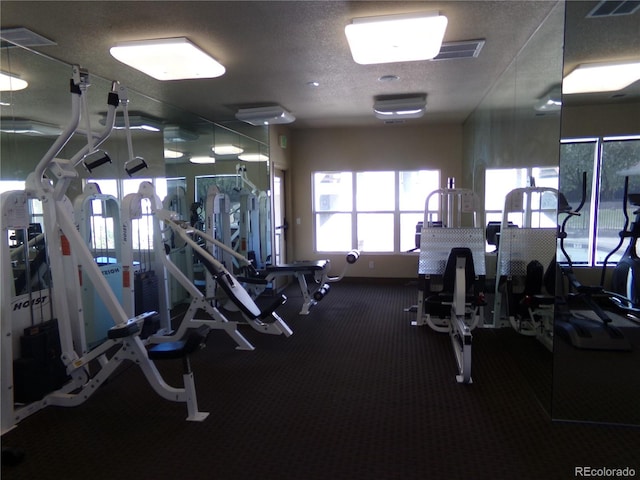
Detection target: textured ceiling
<box><xmin>0</xmin><ymin>1</ymin><xmax>638</xmax><ymax>130</ymax></box>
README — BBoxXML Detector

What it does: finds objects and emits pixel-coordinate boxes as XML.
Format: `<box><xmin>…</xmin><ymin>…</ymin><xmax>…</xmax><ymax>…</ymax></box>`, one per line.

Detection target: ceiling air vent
<box><xmin>0</xmin><ymin>27</ymin><xmax>56</xmax><ymax>48</ymax></box>
<box><xmin>432</xmin><ymin>40</ymin><xmax>485</xmax><ymax>61</ymax></box>
<box><xmin>587</xmin><ymin>0</ymin><xmax>640</xmax><ymax>17</ymax></box>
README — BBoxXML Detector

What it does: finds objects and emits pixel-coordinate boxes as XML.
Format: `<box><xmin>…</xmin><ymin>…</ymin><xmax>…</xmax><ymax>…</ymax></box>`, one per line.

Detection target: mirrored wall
<box><xmin>553</xmin><ymin>0</ymin><xmax>640</xmax><ymax>427</ymax></box>
<box><xmin>464</xmin><ymin>0</ymin><xmax>640</xmax><ymax>427</ymax></box>
<box><xmin>1</xmin><ymin>43</ymin><xmax>272</xmax><ymax>280</ymax></box>
<box><xmin>463</xmin><ymin>1</ymin><xmax>565</xmax><ymax>416</ymax></box>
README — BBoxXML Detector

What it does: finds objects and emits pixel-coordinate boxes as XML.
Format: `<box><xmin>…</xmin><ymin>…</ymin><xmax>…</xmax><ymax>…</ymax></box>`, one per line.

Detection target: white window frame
<box><xmin>312</xmin><ymin>169</ymin><xmax>440</xmax><ymax>254</ymax></box>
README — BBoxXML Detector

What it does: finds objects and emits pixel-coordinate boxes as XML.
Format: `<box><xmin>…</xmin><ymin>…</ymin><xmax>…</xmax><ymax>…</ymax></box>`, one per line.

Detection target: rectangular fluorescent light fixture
<box><xmin>534</xmin><ymin>86</ymin><xmax>562</xmax><ymax>112</ymax></box>
<box><xmin>235</xmin><ymin>106</ymin><xmax>295</xmax><ymax>126</ymax></box>
<box><xmin>164</xmin><ymin>149</ymin><xmax>185</xmax><ymax>159</ymax></box>
<box><xmin>345</xmin><ymin>12</ymin><xmax>447</xmax><ymax>65</ymax></box>
<box><xmin>164</xmin><ymin>126</ymin><xmax>199</xmax><ymax>143</ymax></box>
<box><xmin>110</xmin><ymin>37</ymin><xmax>225</xmax><ymax>80</ymax></box>
<box><xmin>238</xmin><ymin>153</ymin><xmax>269</xmax><ymax>162</ymax></box>
<box><xmin>563</xmin><ymin>60</ymin><xmax>640</xmax><ymax>94</ymax></box>
<box><xmin>212</xmin><ymin>145</ymin><xmax>244</xmax><ymax>155</ymax></box>
<box><xmin>190</xmin><ymin>156</ymin><xmax>216</xmax><ymax>164</ymax></box>
<box><xmin>0</xmin><ymin>119</ymin><xmax>62</xmax><ymax>136</ymax></box>
<box><xmin>0</xmin><ymin>72</ymin><xmax>28</xmax><ymax>91</ymax></box>
<box><xmin>99</xmin><ymin>114</ymin><xmax>162</xmax><ymax>132</ymax></box>
<box><xmin>374</xmin><ymin>96</ymin><xmax>426</xmax><ymax>120</ymax></box>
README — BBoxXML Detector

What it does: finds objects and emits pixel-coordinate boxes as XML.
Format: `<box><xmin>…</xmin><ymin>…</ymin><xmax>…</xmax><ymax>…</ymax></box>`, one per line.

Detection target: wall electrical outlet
<box><xmin>368</xmin><ymin>261</ymin><xmax>374</xmax><ymax>269</ymax></box>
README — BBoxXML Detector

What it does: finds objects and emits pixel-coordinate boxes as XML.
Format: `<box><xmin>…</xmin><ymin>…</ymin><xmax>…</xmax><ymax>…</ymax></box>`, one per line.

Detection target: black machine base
<box><xmin>555</xmin><ymin>314</ymin><xmax>632</xmax><ymax>351</ymax></box>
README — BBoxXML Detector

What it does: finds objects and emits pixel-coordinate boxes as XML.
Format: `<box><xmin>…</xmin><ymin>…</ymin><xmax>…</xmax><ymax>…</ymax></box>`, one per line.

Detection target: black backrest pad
<box><xmin>525</xmin><ymin>260</ymin><xmax>544</xmax><ymax>295</ymax></box>
<box><xmin>443</xmin><ymin>247</ymin><xmax>475</xmax><ymax>293</ymax></box>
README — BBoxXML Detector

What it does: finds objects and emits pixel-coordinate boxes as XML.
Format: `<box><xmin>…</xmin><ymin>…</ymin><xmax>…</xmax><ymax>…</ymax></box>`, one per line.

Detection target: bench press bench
<box><xmin>243</xmin><ymin>251</ymin><xmax>359</xmax><ymax>315</ymax></box>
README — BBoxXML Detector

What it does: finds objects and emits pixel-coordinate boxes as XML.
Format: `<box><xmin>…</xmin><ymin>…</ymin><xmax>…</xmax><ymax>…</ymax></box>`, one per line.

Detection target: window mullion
<box><xmin>352</xmin><ymin>172</ymin><xmax>357</xmax><ymax>251</ymax></box>
<box><xmin>589</xmin><ymin>138</ymin><xmax>603</xmax><ymax>265</ymax></box>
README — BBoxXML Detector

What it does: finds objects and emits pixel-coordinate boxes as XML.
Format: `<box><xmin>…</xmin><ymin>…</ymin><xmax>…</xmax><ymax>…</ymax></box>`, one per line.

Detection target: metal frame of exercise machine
<box><xmin>491</xmin><ymin>186</ymin><xmax>559</xmax><ymax>351</ymax></box>
<box><xmin>413</xmin><ymin>183</ymin><xmax>486</xmax><ymax>384</ymax></box>
<box><xmin>122</xmin><ymin>181</ymin><xmax>293</xmax><ymax>351</ymax></box>
<box><xmin>2</xmin><ymin>67</ymin><xmax>209</xmax><ymax>434</ymax></box>
<box><xmin>73</xmin><ymin>182</ymin><xmax>125</xmax><ymax>350</ymax></box>
<box><xmin>163</xmin><ymin>183</ymin><xmax>192</xmax><ymax>307</ymax></box>
<box><xmin>255</xmin><ymin>251</ymin><xmax>361</xmax><ymax>315</ymax></box>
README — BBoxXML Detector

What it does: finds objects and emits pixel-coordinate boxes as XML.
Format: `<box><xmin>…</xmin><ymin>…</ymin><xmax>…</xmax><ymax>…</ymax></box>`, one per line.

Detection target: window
<box><xmin>560</xmin><ymin>135</ymin><xmax>640</xmax><ymax>266</ymax></box>
<box><xmin>86</xmin><ymin>178</ymin><xmax>167</xmax><ymax>251</ymax></box>
<box><xmin>485</xmin><ymin>167</ymin><xmax>559</xmax><ymax>224</ymax></box>
<box><xmin>313</xmin><ymin>170</ymin><xmax>440</xmax><ymax>253</ymax></box>
<box><xmin>484</xmin><ymin>167</ymin><xmax>559</xmax><ymax>252</ymax></box>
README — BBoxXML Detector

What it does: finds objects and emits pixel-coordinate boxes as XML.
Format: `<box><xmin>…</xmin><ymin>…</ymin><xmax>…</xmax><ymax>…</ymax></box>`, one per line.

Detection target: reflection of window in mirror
<box><xmin>484</xmin><ymin>167</ymin><xmax>559</xmax><ymax>251</ymax></box>
<box><xmin>560</xmin><ymin>135</ymin><xmax>640</xmax><ymax>265</ymax></box>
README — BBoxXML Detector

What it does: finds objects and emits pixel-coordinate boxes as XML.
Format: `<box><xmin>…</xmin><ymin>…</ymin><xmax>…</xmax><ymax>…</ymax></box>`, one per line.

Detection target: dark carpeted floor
<box><xmin>2</xmin><ymin>281</ymin><xmax>639</xmax><ymax>480</ymax></box>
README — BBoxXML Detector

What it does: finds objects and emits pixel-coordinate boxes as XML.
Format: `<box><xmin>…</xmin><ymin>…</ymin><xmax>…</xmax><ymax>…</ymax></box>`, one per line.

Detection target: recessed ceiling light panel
<box><xmin>563</xmin><ymin>60</ymin><xmax>640</xmax><ymax>94</ymax></box>
<box><xmin>110</xmin><ymin>37</ymin><xmax>225</xmax><ymax>80</ymax></box>
<box><xmin>238</xmin><ymin>153</ymin><xmax>269</xmax><ymax>162</ymax></box>
<box><xmin>0</xmin><ymin>72</ymin><xmax>28</xmax><ymax>91</ymax></box>
<box><xmin>345</xmin><ymin>12</ymin><xmax>448</xmax><ymax>65</ymax></box>
<box><xmin>190</xmin><ymin>156</ymin><xmax>216</xmax><ymax>164</ymax></box>
<box><xmin>212</xmin><ymin>145</ymin><xmax>244</xmax><ymax>155</ymax></box>
<box><xmin>236</xmin><ymin>106</ymin><xmax>295</xmax><ymax>126</ymax></box>
<box><xmin>373</xmin><ymin>96</ymin><xmax>427</xmax><ymax>120</ymax></box>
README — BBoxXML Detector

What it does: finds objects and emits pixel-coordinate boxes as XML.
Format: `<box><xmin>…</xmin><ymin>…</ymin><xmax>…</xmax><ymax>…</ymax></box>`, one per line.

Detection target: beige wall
<box><xmin>288</xmin><ymin>122</ymin><xmax>463</xmax><ymax>278</ymax></box>
<box><xmin>561</xmin><ymin>102</ymin><xmax>640</xmax><ymax>138</ymax></box>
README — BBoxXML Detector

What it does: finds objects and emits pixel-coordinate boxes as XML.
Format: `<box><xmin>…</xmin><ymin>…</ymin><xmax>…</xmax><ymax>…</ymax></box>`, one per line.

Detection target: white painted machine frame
<box><xmin>492</xmin><ymin>186</ymin><xmax>560</xmax><ymax>351</ymax></box>
<box><xmin>132</xmin><ymin>182</ymin><xmax>293</xmax><ymax>349</ymax></box>
<box><xmin>1</xmin><ymin>67</ymin><xmax>209</xmax><ymax>434</ymax></box>
<box><xmin>414</xmin><ymin>185</ymin><xmax>485</xmax><ymax>384</ymax></box>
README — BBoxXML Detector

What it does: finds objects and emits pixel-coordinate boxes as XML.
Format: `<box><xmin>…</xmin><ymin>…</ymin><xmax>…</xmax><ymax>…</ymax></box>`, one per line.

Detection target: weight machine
<box><xmin>1</xmin><ymin>67</ymin><xmax>209</xmax><ymax>433</ymax></box>
<box><xmin>73</xmin><ymin>182</ymin><xmax>125</xmax><ymax>349</ymax></box>
<box><xmin>413</xmin><ymin>182</ymin><xmax>486</xmax><ymax>384</ymax></box>
<box><xmin>163</xmin><ymin>184</ymin><xmax>192</xmax><ymax>307</ymax></box>
<box><xmin>491</xmin><ymin>186</ymin><xmax>559</xmax><ymax>351</ymax></box>
<box><xmin>123</xmin><ymin>182</ymin><xmax>292</xmax><ymax>351</ymax></box>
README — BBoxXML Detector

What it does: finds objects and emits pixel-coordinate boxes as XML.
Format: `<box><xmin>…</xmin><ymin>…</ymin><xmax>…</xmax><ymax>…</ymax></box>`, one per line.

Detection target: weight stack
<box><xmin>134</xmin><ymin>270</ymin><xmax>160</xmax><ymax>316</ymax></box>
<box><xmin>14</xmin><ymin>319</ymin><xmax>69</xmax><ymax>403</ymax></box>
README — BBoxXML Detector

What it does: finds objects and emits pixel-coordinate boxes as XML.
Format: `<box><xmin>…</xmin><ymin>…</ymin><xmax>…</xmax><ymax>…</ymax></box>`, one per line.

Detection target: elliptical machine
<box><xmin>602</xmin><ymin>176</ymin><xmax>640</xmax><ymax>311</ymax></box>
<box><xmin>555</xmin><ymin>172</ymin><xmax>632</xmax><ymax>351</ymax></box>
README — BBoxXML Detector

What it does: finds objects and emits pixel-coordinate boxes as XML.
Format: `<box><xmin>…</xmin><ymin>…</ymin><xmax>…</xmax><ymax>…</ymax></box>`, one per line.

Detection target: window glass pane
<box><xmin>357</xmin><ymin>213</ymin><xmax>393</xmax><ymax>252</ymax></box>
<box><xmin>316</xmin><ymin>213</ymin><xmax>351</xmax><ymax>251</ymax></box>
<box><xmin>531</xmin><ymin>167</ymin><xmax>559</xmax><ymax>189</ymax></box>
<box><xmin>597</xmin><ymin>138</ymin><xmax>640</xmax><ymax>264</ymax></box>
<box><xmin>87</xmin><ymin>179</ymin><xmax>118</xmax><ymax>198</ymax></box>
<box><xmin>314</xmin><ymin>172</ymin><xmax>352</xmax><ymax>211</ymax></box>
<box><xmin>559</xmin><ymin>141</ymin><xmax>596</xmax><ymax>265</ymax></box>
<box><xmin>132</xmin><ymin>198</ymin><xmax>155</xmax><ymax>251</ymax></box>
<box><xmin>356</xmin><ymin>171</ymin><xmax>394</xmax><ymax>211</ymax></box>
<box><xmin>123</xmin><ymin>178</ymin><xmax>152</xmax><ymax>197</ymax></box>
<box><xmin>400</xmin><ymin>213</ymin><xmax>423</xmax><ymax>252</ymax></box>
<box><xmin>0</xmin><ymin>180</ymin><xmax>25</xmax><ymax>194</ymax></box>
<box><xmin>154</xmin><ymin>178</ymin><xmax>168</xmax><ymax>200</ymax></box>
<box><xmin>399</xmin><ymin>170</ymin><xmax>440</xmax><ymax>211</ymax></box>
<box><xmin>485</xmin><ymin>168</ymin><xmax>528</xmax><ymax>211</ymax></box>
<box><xmin>165</xmin><ymin>178</ymin><xmax>188</xmax><ymax>220</ymax></box>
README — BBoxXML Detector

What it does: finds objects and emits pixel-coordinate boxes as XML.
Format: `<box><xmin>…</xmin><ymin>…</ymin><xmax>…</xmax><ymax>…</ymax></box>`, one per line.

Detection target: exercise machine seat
<box><xmin>426</xmin><ymin>248</ymin><xmax>484</xmax><ymax>309</ymax></box>
<box><xmin>148</xmin><ymin>325</ymin><xmax>211</xmax><ymax>360</ymax></box>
